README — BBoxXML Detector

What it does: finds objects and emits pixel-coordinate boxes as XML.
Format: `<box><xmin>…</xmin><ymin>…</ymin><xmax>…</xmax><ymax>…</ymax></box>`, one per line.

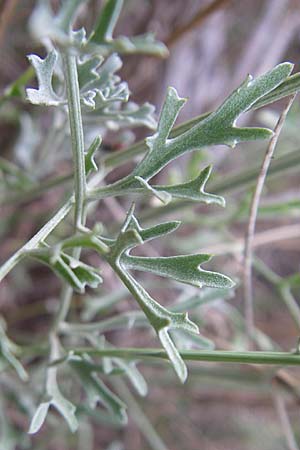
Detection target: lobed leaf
<box><xmin>122</xmin><ymin>254</ymin><xmax>234</xmax><ymax>290</ymax></box>
<box><xmin>132</xmin><ymin>63</ymin><xmax>293</xmax><ymax>181</ymax></box>
<box><xmin>88</xmin><ymin>0</ymin><xmax>168</xmax><ymax>58</ymax></box>
<box><xmin>29</xmin><ymin>373</ymin><xmax>78</xmax><ymax>434</ymax></box>
<box><xmin>26</xmin><ymin>51</ymin><xmax>61</xmax><ymax>106</ymax></box>
<box><xmin>0</xmin><ymin>318</ymin><xmax>28</xmax><ymax>381</ymax></box>
<box><xmin>153</xmin><ymin>165</ymin><xmax>225</xmax><ymax>206</ymax></box>
<box><xmin>31</xmin><ymin>250</ymin><xmax>103</xmax><ymax>293</ymax></box>
<box><xmin>69</xmin><ymin>355</ymin><xmax>127</xmax><ymax>424</ymax></box>
<box><xmin>85</xmin><ymin>136</ymin><xmax>102</xmax><ymax>174</ymax></box>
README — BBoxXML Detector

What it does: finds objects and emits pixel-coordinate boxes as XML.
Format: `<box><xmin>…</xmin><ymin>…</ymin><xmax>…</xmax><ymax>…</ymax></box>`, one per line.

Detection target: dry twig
<box><xmin>243</xmin><ymin>94</ymin><xmax>297</xmax><ymax>339</ymax></box>
<box><xmin>165</xmin><ymin>0</ymin><xmax>232</xmax><ymax>47</ymax></box>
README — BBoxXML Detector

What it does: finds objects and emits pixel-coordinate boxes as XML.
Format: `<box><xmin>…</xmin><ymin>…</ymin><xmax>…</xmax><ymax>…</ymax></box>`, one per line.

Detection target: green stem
<box><xmin>62</xmin><ymin>52</ymin><xmax>86</xmax><ymax>230</ymax></box>
<box><xmin>71</xmin><ymin>347</ymin><xmax>300</xmax><ymax>366</ymax></box>
<box><xmin>0</xmin><ymin>199</ymin><xmax>73</xmax><ymax>282</ymax></box>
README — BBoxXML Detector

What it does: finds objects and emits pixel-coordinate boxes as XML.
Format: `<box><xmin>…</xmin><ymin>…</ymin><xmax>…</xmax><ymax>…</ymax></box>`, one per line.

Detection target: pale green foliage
<box><xmin>69</xmin><ymin>355</ymin><xmax>127</xmax><ymax>424</ymax></box>
<box><xmin>102</xmin><ymin>205</ymin><xmax>233</xmax><ymax>381</ymax></box>
<box><xmin>0</xmin><ymin>318</ymin><xmax>28</xmax><ymax>382</ymax></box>
<box><xmin>1</xmin><ymin>0</ymin><xmax>300</xmax><ymax>443</ymax></box>
<box><xmin>26</xmin><ymin>51</ymin><xmax>60</xmax><ymax>106</ymax></box>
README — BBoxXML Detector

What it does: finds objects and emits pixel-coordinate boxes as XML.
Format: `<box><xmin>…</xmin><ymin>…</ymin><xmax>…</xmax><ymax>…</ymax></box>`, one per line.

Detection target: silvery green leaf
<box><xmin>110</xmin><ymin>34</ymin><xmax>168</xmax><ymax>58</ymax></box>
<box><xmin>88</xmin><ymin>0</ymin><xmax>168</xmax><ymax>57</ymax></box>
<box><xmin>44</xmin><ymin>339</ymin><xmax>78</xmax><ymax>434</ymax></box>
<box><xmin>158</xmin><ymin>327</ymin><xmax>188</xmax><ymax>382</ymax></box>
<box><xmin>115</xmin><ymin>206</ymin><xmax>180</xmax><ymax>243</ymax></box>
<box><xmin>112</xmin><ymin>359</ymin><xmax>148</xmax><ymax>396</ymax></box>
<box><xmin>50</xmin><ymin>389</ymin><xmax>78</xmax><ymax>433</ymax></box>
<box><xmin>81</xmin><ymin>90</ymin><xmax>97</xmax><ymax>109</ymax></box>
<box><xmin>133</xmin><ymin>63</ymin><xmax>293</xmax><ymax>181</ymax></box>
<box><xmin>103</xmin><ymin>206</ymin><xmax>232</xmax><ymax>382</ymax></box>
<box><xmin>115</xmin><ymin>208</ymin><xmax>233</xmax><ymax>290</ymax></box>
<box><xmin>78</xmin><ymin>53</ymin><xmax>156</xmax><ymax>129</ymax></box>
<box><xmin>69</xmin><ymin>356</ymin><xmax>127</xmax><ymax>424</ymax></box>
<box><xmin>122</xmin><ymin>254</ymin><xmax>234</xmax><ymax>289</ymax></box>
<box><xmin>85</xmin><ymin>136</ymin><xmax>102</xmax><ymax>174</ymax></box>
<box><xmin>0</xmin><ymin>318</ymin><xmax>28</xmax><ymax>381</ymax></box>
<box><xmin>252</xmin><ymin>72</ymin><xmax>300</xmax><ymax>110</ymax></box>
<box><xmin>26</xmin><ymin>51</ymin><xmax>62</xmax><ymax>106</ymax></box>
<box><xmin>89</xmin><ymin>0</ymin><xmax>123</xmax><ymax>43</ymax></box>
<box><xmin>90</xmin><ymin>0</ymin><xmax>123</xmax><ymax>44</ymax></box>
<box><xmin>87</xmin><ymin>336</ymin><xmax>148</xmax><ymax>397</ymax></box>
<box><xmin>88</xmin><ymin>53</ymin><xmax>122</xmax><ymax>90</ymax></box>
<box><xmin>154</xmin><ymin>165</ymin><xmax>225</xmax><ymax>206</ymax></box>
<box><xmin>135</xmin><ymin>176</ymin><xmax>172</xmax><ymax>204</ymax></box>
<box><xmin>32</xmin><ymin>250</ymin><xmax>103</xmax><ymax>293</ymax></box>
<box><xmin>28</xmin><ymin>401</ymin><xmax>51</xmax><ymax>434</ymax></box>
<box><xmin>80</xmin><ymin>53</ymin><xmax>123</xmax><ymax>94</ymax></box>
<box><xmin>101</xmin><ymin>102</ymin><xmax>157</xmax><ymax>129</ymax></box>
<box><xmin>89</xmin><ymin>34</ymin><xmax>168</xmax><ymax>58</ymax></box>
<box><xmin>78</xmin><ymin>56</ymin><xmax>104</xmax><ymax>90</ymax></box>
<box><xmin>89</xmin><ymin>82</ymin><xmax>129</xmax><ymax>109</ymax></box>
<box><xmin>54</xmin><ymin>0</ymin><xmax>85</xmax><ymax>32</ymax></box>
<box><xmin>29</xmin><ymin>0</ymin><xmax>84</xmax><ymax>45</ymax></box>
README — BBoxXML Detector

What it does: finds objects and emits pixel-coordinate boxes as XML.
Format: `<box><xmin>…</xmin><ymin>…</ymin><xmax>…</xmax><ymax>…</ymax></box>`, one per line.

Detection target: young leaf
<box><xmin>0</xmin><ymin>318</ymin><xmax>28</xmax><ymax>381</ymax></box>
<box><xmin>26</xmin><ymin>51</ymin><xmax>62</xmax><ymax>106</ymax></box>
<box><xmin>112</xmin><ymin>359</ymin><xmax>148</xmax><ymax>397</ymax></box>
<box><xmin>29</xmin><ymin>0</ymin><xmax>85</xmax><ymax>45</ymax></box>
<box><xmin>79</xmin><ymin>53</ymin><xmax>157</xmax><ymax>129</ymax></box>
<box><xmin>30</xmin><ymin>370</ymin><xmax>78</xmax><ymax>434</ymax></box>
<box><xmin>78</xmin><ymin>56</ymin><xmax>104</xmax><ymax>89</ymax></box>
<box><xmin>69</xmin><ymin>355</ymin><xmax>127</xmax><ymax>424</ymax></box>
<box><xmin>28</xmin><ymin>402</ymin><xmax>51</xmax><ymax>434</ymax></box>
<box><xmin>88</xmin><ymin>336</ymin><xmax>148</xmax><ymax>397</ymax></box>
<box><xmin>31</xmin><ymin>250</ymin><xmax>103</xmax><ymax>293</ymax></box>
<box><xmin>85</xmin><ymin>136</ymin><xmax>102</xmax><ymax>174</ymax></box>
<box><xmin>153</xmin><ymin>165</ymin><xmax>225</xmax><ymax>206</ymax></box>
<box><xmin>131</xmin><ymin>218</ymin><xmax>181</xmax><ymax>243</ymax></box>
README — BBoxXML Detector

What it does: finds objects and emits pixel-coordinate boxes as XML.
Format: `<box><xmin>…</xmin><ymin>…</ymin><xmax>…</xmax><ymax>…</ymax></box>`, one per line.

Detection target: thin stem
<box><xmin>2</xmin><ymin>94</ymin><xmax>300</xmax><ymax>281</ymax></box>
<box><xmin>62</xmin><ymin>52</ymin><xmax>86</xmax><ymax>230</ymax></box>
<box><xmin>69</xmin><ymin>347</ymin><xmax>300</xmax><ymax>366</ymax></box>
<box><xmin>243</xmin><ymin>94</ymin><xmax>296</xmax><ymax>339</ymax></box>
<box><xmin>0</xmin><ymin>199</ymin><xmax>73</xmax><ymax>282</ymax></box>
<box><xmin>165</xmin><ymin>0</ymin><xmax>232</xmax><ymax>47</ymax></box>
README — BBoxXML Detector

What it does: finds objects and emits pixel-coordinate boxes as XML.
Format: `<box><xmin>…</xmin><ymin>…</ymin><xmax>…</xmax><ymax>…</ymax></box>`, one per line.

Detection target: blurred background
<box><xmin>1</xmin><ymin>1</ymin><xmax>300</xmax><ymax>449</ymax></box>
